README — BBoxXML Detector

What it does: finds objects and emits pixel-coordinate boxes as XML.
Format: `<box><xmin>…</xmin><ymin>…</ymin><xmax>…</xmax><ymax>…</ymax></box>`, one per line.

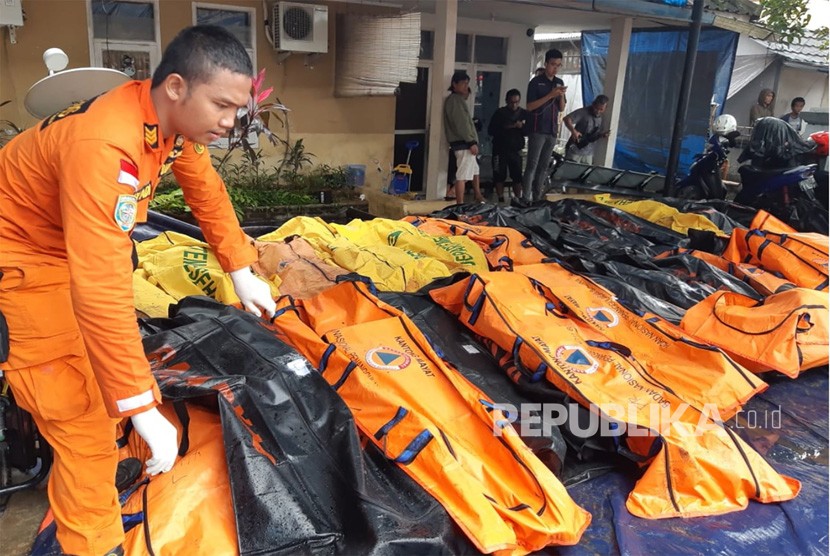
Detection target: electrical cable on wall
<box><xmin>263</xmin><ymin>0</ymin><xmax>274</xmax><ymax>48</ymax></box>
<box><xmin>102</xmin><ymin>0</ymin><xmax>111</xmax><ymax>60</ymax></box>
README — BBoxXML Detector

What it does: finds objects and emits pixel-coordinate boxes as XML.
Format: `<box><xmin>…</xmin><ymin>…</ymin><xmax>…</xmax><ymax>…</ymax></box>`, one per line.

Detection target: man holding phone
<box><xmin>488</xmin><ymin>89</ymin><xmax>529</xmax><ymax>202</ymax></box>
<box><xmin>522</xmin><ymin>48</ymin><xmax>567</xmax><ymax>202</ymax></box>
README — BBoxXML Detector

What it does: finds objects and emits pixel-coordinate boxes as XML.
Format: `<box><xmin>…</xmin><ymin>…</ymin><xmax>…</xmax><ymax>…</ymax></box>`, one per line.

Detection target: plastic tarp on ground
<box><xmin>33</xmin><ymin>296</ymin><xmax>479</xmax><ymax>555</ymax></box>
<box><xmin>425</xmin><ymin>201</ymin><xmax>761</xmax><ymax>323</ymax></box>
<box><xmin>581</xmin><ymin>28</ymin><xmax>738</xmax><ymax>176</ymax></box>
<box><xmin>561</xmin><ymin>369</ymin><xmax>828</xmax><ymax>555</ymax></box>
<box><xmin>32</xmin><ymin>209</ymin><xmax>826</xmax><ymax>554</ymax></box>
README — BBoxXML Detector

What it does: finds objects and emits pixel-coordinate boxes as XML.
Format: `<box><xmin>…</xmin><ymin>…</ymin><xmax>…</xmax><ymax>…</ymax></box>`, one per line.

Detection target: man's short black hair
<box><xmin>505</xmin><ymin>89</ymin><xmax>521</xmax><ymax>102</ymax></box>
<box><xmin>545</xmin><ymin>49</ymin><xmax>563</xmax><ymax>63</ymax></box>
<box><xmin>151</xmin><ymin>25</ymin><xmax>253</xmax><ymax>89</ymax></box>
<box><xmin>451</xmin><ymin>70</ymin><xmax>471</xmax><ymax>84</ymax></box>
<box><xmin>593</xmin><ymin>94</ymin><xmax>609</xmax><ymax>105</ymax></box>
<box><xmin>791</xmin><ymin>97</ymin><xmax>806</xmax><ymax>108</ymax></box>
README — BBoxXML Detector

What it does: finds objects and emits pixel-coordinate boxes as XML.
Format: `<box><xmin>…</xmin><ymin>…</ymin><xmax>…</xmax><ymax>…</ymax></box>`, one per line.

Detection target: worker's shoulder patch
<box><xmin>144</xmin><ymin>124</ymin><xmax>159</xmax><ymax>149</ymax></box>
<box><xmin>40</xmin><ymin>97</ymin><xmax>97</xmax><ymax>130</ymax></box>
<box><xmin>114</xmin><ymin>194</ymin><xmax>138</xmax><ymax>232</ymax></box>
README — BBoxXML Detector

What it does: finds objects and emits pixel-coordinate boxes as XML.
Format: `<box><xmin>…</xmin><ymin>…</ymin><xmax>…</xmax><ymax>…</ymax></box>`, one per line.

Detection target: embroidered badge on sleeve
<box><xmin>114</xmin><ymin>194</ymin><xmax>138</xmax><ymax>232</ymax></box>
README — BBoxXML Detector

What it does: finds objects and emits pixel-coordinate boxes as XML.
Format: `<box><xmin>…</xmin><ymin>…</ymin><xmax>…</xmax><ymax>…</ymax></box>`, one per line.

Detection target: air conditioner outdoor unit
<box><xmin>272</xmin><ymin>2</ymin><xmax>328</xmax><ymax>53</ymax></box>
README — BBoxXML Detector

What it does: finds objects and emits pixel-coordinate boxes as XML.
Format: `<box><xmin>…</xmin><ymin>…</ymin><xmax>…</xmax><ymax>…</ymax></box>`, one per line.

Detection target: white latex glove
<box><xmin>230</xmin><ymin>267</ymin><xmax>277</xmax><ymax>318</ymax></box>
<box><xmin>131</xmin><ymin>407</ymin><xmax>179</xmax><ymax>475</ymax></box>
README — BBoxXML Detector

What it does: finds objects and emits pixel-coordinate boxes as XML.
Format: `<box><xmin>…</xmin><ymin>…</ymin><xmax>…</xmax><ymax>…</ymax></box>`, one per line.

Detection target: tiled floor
<box><xmin>0</xmin><ymin>477</ymin><xmax>49</xmax><ymax>556</ymax></box>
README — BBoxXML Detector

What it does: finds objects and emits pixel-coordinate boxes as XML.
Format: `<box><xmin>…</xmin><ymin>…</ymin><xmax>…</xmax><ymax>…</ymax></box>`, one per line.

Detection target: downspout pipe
<box><xmin>664</xmin><ymin>0</ymin><xmax>705</xmax><ymax>196</ymax></box>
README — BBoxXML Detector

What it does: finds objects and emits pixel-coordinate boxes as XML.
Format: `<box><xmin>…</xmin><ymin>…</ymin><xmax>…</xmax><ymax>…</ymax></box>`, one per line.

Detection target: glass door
<box><xmin>473</xmin><ymin>70</ymin><xmax>502</xmax><ymax>183</ymax></box>
<box><xmin>393</xmin><ymin>65</ymin><xmax>430</xmax><ymax>191</ymax></box>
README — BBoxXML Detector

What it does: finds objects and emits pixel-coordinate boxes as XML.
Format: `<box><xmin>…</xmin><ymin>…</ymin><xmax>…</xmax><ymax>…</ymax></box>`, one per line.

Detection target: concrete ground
<box><xmin>0</xmin><ymin>473</ymin><xmax>50</xmax><ymax>556</ymax></box>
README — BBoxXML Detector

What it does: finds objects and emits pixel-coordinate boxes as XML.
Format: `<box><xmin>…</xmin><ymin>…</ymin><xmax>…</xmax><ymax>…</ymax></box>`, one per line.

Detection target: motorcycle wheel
<box><xmin>677</xmin><ymin>183</ymin><xmax>705</xmax><ymax>200</ymax></box>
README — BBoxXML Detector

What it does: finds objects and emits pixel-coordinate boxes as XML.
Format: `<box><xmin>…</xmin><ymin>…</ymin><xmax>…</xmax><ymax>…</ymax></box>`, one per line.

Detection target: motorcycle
<box><xmin>734</xmin><ymin>118</ymin><xmax>827</xmax><ymax>232</ymax></box>
<box><xmin>0</xmin><ymin>378</ymin><xmax>52</xmax><ymax>511</ymax></box>
<box><xmin>735</xmin><ymin>163</ymin><xmax>818</xmax><ymax>207</ymax></box>
<box><xmin>675</xmin><ymin>128</ymin><xmax>739</xmax><ymax>200</ymax></box>
<box><xmin>0</xmin><ymin>304</ymin><xmax>51</xmax><ymax>511</ymax></box>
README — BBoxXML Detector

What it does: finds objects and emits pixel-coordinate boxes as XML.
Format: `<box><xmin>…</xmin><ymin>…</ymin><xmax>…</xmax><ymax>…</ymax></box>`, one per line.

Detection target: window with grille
<box><xmin>193</xmin><ymin>3</ymin><xmax>256</xmax><ymax>65</ymax></box>
<box><xmin>88</xmin><ymin>0</ymin><xmax>160</xmax><ymax>80</ymax></box>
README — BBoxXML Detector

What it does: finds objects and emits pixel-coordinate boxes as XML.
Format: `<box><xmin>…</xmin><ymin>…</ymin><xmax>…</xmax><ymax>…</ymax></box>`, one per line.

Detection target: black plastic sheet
<box><xmin>547</xmin><ymin>200</ymin><xmax>687</xmax><ymax>250</ymax></box>
<box><xmin>738</xmin><ymin>117</ymin><xmax>817</xmax><ymax>169</ymax></box>
<box><xmin>379</xmin><ymin>291</ymin><xmax>568</xmax><ymax>476</ymax></box>
<box><xmin>425</xmin><ymin>201</ymin><xmax>762</xmax><ymax>320</ymax></box>
<box><xmin>649</xmin><ymin>253</ymin><xmax>762</xmax><ymax>300</ymax></box>
<box><xmin>132</xmin><ymin>210</ymin><xmax>205</xmax><ymax>242</ymax></box>
<box><xmin>587</xmin><ymin>274</ymin><xmax>688</xmax><ymax>324</ymax></box>
<box><xmin>138</xmin><ymin>297</ymin><xmax>479</xmax><ymax>555</ymax></box>
<box><xmin>569</xmin><ymin>258</ymin><xmax>734</xmax><ymax>312</ymax></box>
<box><xmin>425</xmin><ymin>203</ymin><xmax>565</xmax><ymax>259</ymax></box>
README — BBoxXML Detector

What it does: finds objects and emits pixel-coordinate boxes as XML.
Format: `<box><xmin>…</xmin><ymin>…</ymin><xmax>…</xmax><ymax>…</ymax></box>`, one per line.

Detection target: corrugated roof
<box><xmin>705</xmin><ymin>0</ymin><xmax>761</xmax><ymax>17</ymax></box>
<box><xmin>758</xmin><ymin>30</ymin><xmax>829</xmax><ymax>69</ymax></box>
<box><xmin>642</xmin><ymin>0</ymin><xmax>760</xmax><ymax>18</ymax></box>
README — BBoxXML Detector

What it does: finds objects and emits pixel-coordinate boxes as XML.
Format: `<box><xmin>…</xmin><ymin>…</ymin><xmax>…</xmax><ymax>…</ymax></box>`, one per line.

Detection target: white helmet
<box><xmin>712</xmin><ymin>114</ymin><xmax>737</xmax><ymax>135</ymax></box>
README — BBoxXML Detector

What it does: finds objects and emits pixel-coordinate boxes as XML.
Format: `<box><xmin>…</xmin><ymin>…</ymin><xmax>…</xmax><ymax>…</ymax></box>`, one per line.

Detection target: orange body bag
<box><xmin>270</xmin><ymin>281</ymin><xmax>591</xmax><ymax>555</ymax></box>
<box><xmin>430</xmin><ymin>272</ymin><xmax>800</xmax><ymax>519</ymax></box>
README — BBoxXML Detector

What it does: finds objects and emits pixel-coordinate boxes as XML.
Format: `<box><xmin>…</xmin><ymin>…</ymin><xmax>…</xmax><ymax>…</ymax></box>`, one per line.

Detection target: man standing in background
<box><xmin>444</xmin><ymin>71</ymin><xmax>485</xmax><ymax>204</ymax></box>
<box><xmin>781</xmin><ymin>97</ymin><xmax>807</xmax><ymax>136</ymax></box>
<box><xmin>488</xmin><ymin>88</ymin><xmax>528</xmax><ymax>202</ymax></box>
<box><xmin>563</xmin><ymin>95</ymin><xmax>610</xmax><ymax>165</ymax></box>
<box><xmin>750</xmin><ymin>88</ymin><xmax>775</xmax><ymax>125</ymax></box>
<box><xmin>523</xmin><ymin>49</ymin><xmax>567</xmax><ymax>202</ymax></box>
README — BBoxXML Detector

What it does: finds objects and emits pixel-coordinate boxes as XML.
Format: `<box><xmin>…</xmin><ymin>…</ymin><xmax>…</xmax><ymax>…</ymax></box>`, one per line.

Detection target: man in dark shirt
<box><xmin>563</xmin><ymin>94</ymin><xmax>610</xmax><ymax>165</ymax></box>
<box><xmin>780</xmin><ymin>96</ymin><xmax>806</xmax><ymax>136</ymax></box>
<box><xmin>523</xmin><ymin>49</ymin><xmax>567</xmax><ymax>202</ymax></box>
<box><xmin>488</xmin><ymin>89</ymin><xmax>529</xmax><ymax>202</ymax></box>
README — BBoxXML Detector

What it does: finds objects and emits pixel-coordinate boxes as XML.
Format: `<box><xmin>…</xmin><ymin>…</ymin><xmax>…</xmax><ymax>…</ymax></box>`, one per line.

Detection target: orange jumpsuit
<box><xmin>0</xmin><ymin>80</ymin><xmax>256</xmax><ymax>555</ymax></box>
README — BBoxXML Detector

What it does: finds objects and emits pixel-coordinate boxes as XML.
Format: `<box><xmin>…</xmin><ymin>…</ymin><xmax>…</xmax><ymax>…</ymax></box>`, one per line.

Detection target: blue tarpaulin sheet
<box><xmin>582</xmin><ymin>28</ymin><xmax>738</xmax><ymax>176</ymax></box>
<box><xmin>561</xmin><ymin>368</ymin><xmax>828</xmax><ymax>555</ymax></box>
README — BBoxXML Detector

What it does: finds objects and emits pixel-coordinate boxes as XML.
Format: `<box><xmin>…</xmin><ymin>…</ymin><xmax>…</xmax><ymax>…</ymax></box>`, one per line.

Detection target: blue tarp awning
<box><xmin>582</xmin><ymin>28</ymin><xmax>738</xmax><ymax>176</ymax></box>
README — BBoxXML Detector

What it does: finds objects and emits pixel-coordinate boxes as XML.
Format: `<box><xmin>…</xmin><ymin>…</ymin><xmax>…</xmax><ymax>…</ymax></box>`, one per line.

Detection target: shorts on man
<box><xmin>454</xmin><ymin>149</ymin><xmax>479</xmax><ymax>182</ymax></box>
<box><xmin>492</xmin><ymin>152</ymin><xmax>523</xmax><ymax>184</ymax></box>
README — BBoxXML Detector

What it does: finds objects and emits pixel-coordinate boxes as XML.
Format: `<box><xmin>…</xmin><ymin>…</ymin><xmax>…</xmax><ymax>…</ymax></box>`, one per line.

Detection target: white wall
<box><xmin>723</xmin><ymin>61</ymin><xmax>780</xmax><ymax>127</ymax></box>
<box><xmin>775</xmin><ymin>65</ymin><xmax>829</xmax><ymax>116</ymax></box>
<box><xmin>736</xmin><ymin>33</ymin><xmax>768</xmax><ymax>56</ymax></box>
<box><xmin>420</xmin><ymin>13</ymin><xmax>535</xmax><ymax>110</ymax></box>
<box><xmin>726</xmin><ymin>34</ymin><xmax>828</xmax><ymax>127</ymax></box>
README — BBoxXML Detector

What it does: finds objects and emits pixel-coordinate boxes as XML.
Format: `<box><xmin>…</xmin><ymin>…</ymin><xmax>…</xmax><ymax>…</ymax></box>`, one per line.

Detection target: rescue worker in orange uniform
<box><xmin>0</xmin><ymin>26</ymin><xmax>277</xmax><ymax>555</ymax></box>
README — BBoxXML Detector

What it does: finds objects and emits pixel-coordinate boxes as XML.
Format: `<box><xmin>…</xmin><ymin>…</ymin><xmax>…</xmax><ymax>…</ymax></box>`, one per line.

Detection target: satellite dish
<box><xmin>24</xmin><ymin>67</ymin><xmax>130</xmax><ymax>119</ymax></box>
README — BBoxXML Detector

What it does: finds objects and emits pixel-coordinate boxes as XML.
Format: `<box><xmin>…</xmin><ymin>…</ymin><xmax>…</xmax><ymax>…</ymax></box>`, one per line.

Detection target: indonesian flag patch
<box><xmin>117</xmin><ymin>159</ymin><xmax>140</xmax><ymax>189</ymax></box>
